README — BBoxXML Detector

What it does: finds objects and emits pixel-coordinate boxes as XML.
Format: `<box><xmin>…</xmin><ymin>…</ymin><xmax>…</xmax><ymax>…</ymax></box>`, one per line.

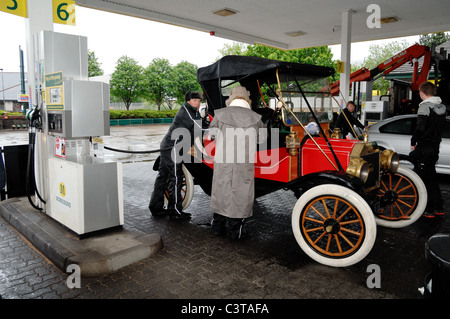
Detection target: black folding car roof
<box><xmin>197</xmin><ymin>55</ymin><xmax>334</xmax><ymax>112</ymax></box>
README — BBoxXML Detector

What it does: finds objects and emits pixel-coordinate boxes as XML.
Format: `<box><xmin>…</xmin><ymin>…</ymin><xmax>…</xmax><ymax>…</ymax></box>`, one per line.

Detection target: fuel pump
<box><xmin>32</xmin><ymin>30</ymin><xmax>123</xmax><ymax>236</ymax></box>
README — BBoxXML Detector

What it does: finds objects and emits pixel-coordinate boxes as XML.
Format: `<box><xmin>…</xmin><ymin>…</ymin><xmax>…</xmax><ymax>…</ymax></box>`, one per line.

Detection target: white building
<box><xmin>0</xmin><ymin>72</ymin><xmax>27</xmax><ymax>113</ymax></box>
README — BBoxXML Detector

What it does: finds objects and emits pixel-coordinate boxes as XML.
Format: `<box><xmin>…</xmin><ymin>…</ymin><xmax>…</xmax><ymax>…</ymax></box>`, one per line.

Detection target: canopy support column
<box><xmin>25</xmin><ymin>0</ymin><xmax>53</xmax><ymax>108</ymax></box>
<box><xmin>339</xmin><ymin>9</ymin><xmax>353</xmax><ymax>107</ymax></box>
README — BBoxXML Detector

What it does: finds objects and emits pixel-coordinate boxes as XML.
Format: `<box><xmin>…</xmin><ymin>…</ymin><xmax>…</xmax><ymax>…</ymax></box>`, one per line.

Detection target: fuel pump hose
<box><xmin>103</xmin><ymin>146</ymin><xmax>172</xmax><ymax>154</ymax></box>
<box><xmin>26</xmin><ymin>130</ymin><xmax>46</xmax><ymax>210</ymax></box>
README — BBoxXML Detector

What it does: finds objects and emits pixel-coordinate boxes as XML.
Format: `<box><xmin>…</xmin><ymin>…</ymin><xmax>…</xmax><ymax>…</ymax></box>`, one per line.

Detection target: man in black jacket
<box><xmin>335</xmin><ymin>101</ymin><xmax>365</xmax><ymax>139</ymax></box>
<box><xmin>149</xmin><ymin>91</ymin><xmax>204</xmax><ymax>221</ymax></box>
<box><xmin>410</xmin><ymin>82</ymin><xmax>446</xmax><ymax>218</ymax></box>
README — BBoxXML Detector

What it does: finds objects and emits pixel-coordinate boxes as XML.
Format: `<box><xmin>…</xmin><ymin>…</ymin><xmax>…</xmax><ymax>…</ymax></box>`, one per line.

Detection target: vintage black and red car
<box><xmin>163</xmin><ymin>55</ymin><xmax>427</xmax><ymax>267</ymax></box>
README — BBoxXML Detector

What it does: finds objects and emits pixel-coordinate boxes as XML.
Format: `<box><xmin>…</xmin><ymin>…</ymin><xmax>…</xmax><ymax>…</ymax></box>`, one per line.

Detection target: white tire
<box><xmin>181</xmin><ymin>164</ymin><xmax>194</xmax><ymax>209</ymax></box>
<box><xmin>164</xmin><ymin>164</ymin><xmax>194</xmax><ymax>210</ymax></box>
<box><xmin>292</xmin><ymin>184</ymin><xmax>377</xmax><ymax>267</ymax></box>
<box><xmin>374</xmin><ymin>166</ymin><xmax>427</xmax><ymax>228</ymax></box>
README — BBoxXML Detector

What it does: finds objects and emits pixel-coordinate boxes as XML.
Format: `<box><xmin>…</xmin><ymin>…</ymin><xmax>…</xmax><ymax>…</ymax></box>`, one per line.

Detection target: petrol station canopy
<box><xmin>75</xmin><ymin>0</ymin><xmax>450</xmax><ymax>50</ymax></box>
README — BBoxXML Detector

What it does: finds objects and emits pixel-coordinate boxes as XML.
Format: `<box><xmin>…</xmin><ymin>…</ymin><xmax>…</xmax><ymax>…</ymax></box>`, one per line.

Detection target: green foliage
<box><xmin>143</xmin><ymin>58</ymin><xmax>175</xmax><ymax>110</ymax></box>
<box><xmin>217</xmin><ymin>42</ymin><xmax>247</xmax><ymax>58</ymax></box>
<box><xmin>107</xmin><ymin>42</ymin><xmax>337</xmax><ymax>111</ymax></box>
<box><xmin>171</xmin><ymin>61</ymin><xmax>202</xmax><ymax>105</ymax></box>
<box><xmin>109</xmin><ymin>56</ymin><xmax>202</xmax><ymax>111</ymax></box>
<box><xmin>109</xmin><ymin>109</ymin><xmax>179</xmax><ymax>119</ymax></box>
<box><xmin>362</xmin><ymin>40</ymin><xmax>411</xmax><ymax>94</ymax></box>
<box><xmin>245</xmin><ymin>44</ymin><xmax>335</xmax><ymax>69</ymax></box>
<box><xmin>362</xmin><ymin>40</ymin><xmax>411</xmax><ymax>69</ymax></box>
<box><xmin>88</xmin><ymin>50</ymin><xmax>104</xmax><ymax>77</ymax></box>
<box><xmin>110</xmin><ymin>56</ymin><xmax>145</xmax><ymax>111</ymax></box>
<box><xmin>419</xmin><ymin>32</ymin><xmax>450</xmax><ymax>48</ymax></box>
<box><xmin>241</xmin><ymin>44</ymin><xmax>336</xmax><ymax>100</ymax></box>
<box><xmin>0</xmin><ymin>111</ymin><xmax>23</xmax><ymax>116</ymax></box>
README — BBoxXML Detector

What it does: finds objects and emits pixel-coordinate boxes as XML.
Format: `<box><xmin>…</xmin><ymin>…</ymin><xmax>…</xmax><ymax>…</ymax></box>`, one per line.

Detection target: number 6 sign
<box><xmin>0</xmin><ymin>0</ymin><xmax>75</xmax><ymax>26</ymax></box>
<box><xmin>53</xmin><ymin>0</ymin><xmax>76</xmax><ymax>25</ymax></box>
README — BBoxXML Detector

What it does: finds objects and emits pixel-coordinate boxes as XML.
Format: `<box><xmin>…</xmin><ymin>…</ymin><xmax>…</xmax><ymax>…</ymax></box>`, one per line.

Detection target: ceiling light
<box><xmin>212</xmin><ymin>8</ymin><xmax>238</xmax><ymax>17</ymax></box>
<box><xmin>380</xmin><ymin>16</ymin><xmax>399</xmax><ymax>24</ymax></box>
<box><xmin>285</xmin><ymin>31</ymin><xmax>307</xmax><ymax>37</ymax></box>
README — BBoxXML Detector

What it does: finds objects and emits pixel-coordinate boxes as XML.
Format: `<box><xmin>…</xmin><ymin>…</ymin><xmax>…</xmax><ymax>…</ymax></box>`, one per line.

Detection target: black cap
<box><xmin>185</xmin><ymin>91</ymin><xmax>203</xmax><ymax>102</ymax></box>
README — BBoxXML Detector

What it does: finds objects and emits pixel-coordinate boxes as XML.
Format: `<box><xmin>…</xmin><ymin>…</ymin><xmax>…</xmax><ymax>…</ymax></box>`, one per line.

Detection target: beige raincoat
<box><xmin>209</xmin><ymin>94</ymin><xmax>266</xmax><ymax>219</ymax></box>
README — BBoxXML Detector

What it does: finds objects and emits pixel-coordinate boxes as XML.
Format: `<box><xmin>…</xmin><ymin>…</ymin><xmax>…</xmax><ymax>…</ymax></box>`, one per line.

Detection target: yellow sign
<box><xmin>45</xmin><ymin>71</ymin><xmax>64</xmax><ymax>110</ymax></box>
<box><xmin>53</xmin><ymin>0</ymin><xmax>75</xmax><ymax>25</ymax></box>
<box><xmin>59</xmin><ymin>182</ymin><xmax>66</xmax><ymax>197</ymax></box>
<box><xmin>337</xmin><ymin>60</ymin><xmax>345</xmax><ymax>74</ymax></box>
<box><xmin>0</xmin><ymin>0</ymin><xmax>27</xmax><ymax>18</ymax></box>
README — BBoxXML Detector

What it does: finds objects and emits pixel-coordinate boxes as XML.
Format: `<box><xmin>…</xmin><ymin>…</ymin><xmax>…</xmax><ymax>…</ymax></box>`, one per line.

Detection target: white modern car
<box><xmin>367</xmin><ymin>114</ymin><xmax>450</xmax><ymax>174</ymax></box>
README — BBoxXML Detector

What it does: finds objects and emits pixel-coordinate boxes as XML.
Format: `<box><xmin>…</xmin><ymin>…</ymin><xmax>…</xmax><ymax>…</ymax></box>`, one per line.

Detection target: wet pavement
<box><xmin>1</xmin><ymin>125</ymin><xmax>450</xmax><ymax>306</ymax></box>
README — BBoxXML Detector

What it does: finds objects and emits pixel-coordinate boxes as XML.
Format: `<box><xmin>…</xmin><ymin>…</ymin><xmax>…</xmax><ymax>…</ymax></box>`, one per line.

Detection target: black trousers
<box><xmin>410</xmin><ymin>145</ymin><xmax>443</xmax><ymax>212</ymax></box>
<box><xmin>149</xmin><ymin>148</ymin><xmax>184</xmax><ymax>215</ymax></box>
<box><xmin>212</xmin><ymin>213</ymin><xmax>246</xmax><ymax>240</ymax></box>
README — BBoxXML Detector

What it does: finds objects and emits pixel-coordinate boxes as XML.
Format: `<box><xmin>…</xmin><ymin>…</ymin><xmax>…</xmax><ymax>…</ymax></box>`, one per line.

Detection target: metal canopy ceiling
<box><xmin>76</xmin><ymin>0</ymin><xmax>450</xmax><ymax>50</ymax></box>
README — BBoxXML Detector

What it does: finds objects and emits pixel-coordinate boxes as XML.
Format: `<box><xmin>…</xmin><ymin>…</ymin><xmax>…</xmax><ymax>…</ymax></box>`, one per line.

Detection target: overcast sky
<box><xmin>0</xmin><ymin>5</ymin><xmax>419</xmax><ymax>75</ymax></box>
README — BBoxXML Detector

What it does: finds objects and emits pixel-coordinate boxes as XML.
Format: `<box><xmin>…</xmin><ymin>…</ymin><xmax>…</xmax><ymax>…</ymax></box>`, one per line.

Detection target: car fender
<box><xmin>369</xmin><ymin>138</ymin><xmax>395</xmax><ymax>152</ymax></box>
<box><xmin>398</xmin><ymin>153</ymin><xmax>413</xmax><ymax>163</ymax></box>
<box><xmin>287</xmin><ymin>170</ymin><xmax>365</xmax><ymax>195</ymax></box>
<box><xmin>370</xmin><ymin>140</ymin><xmax>414</xmax><ymax>166</ymax></box>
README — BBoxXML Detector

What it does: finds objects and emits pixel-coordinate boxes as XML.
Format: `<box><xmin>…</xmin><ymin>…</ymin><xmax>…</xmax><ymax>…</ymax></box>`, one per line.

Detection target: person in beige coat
<box><xmin>209</xmin><ymin>86</ymin><xmax>266</xmax><ymax>240</ymax></box>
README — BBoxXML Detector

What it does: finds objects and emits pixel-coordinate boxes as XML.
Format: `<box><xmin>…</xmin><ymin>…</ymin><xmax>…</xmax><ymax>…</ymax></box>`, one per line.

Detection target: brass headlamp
<box><xmin>380</xmin><ymin>149</ymin><xmax>399</xmax><ymax>173</ymax></box>
<box><xmin>346</xmin><ymin>157</ymin><xmax>370</xmax><ymax>183</ymax></box>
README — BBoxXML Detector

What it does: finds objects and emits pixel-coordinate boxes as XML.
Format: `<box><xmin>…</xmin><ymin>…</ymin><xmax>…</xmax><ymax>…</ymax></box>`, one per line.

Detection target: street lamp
<box><xmin>0</xmin><ymin>68</ymin><xmax>4</xmax><ymax>111</ymax></box>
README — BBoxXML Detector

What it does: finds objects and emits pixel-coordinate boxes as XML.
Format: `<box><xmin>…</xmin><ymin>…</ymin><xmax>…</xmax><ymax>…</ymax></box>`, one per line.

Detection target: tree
<box><xmin>283</xmin><ymin>46</ymin><xmax>335</xmax><ymax>69</ymax></box>
<box><xmin>362</xmin><ymin>40</ymin><xmax>411</xmax><ymax>94</ymax></box>
<box><xmin>217</xmin><ymin>42</ymin><xmax>247</xmax><ymax>59</ymax></box>
<box><xmin>245</xmin><ymin>44</ymin><xmax>336</xmax><ymax>93</ymax></box>
<box><xmin>363</xmin><ymin>40</ymin><xmax>410</xmax><ymax>68</ymax></box>
<box><xmin>143</xmin><ymin>58</ymin><xmax>175</xmax><ymax>110</ymax></box>
<box><xmin>172</xmin><ymin>61</ymin><xmax>202</xmax><ymax>105</ymax></box>
<box><xmin>214</xmin><ymin>43</ymin><xmax>336</xmax><ymax>102</ymax></box>
<box><xmin>239</xmin><ymin>43</ymin><xmax>335</xmax><ymax>69</ymax></box>
<box><xmin>88</xmin><ymin>50</ymin><xmax>104</xmax><ymax>77</ymax></box>
<box><xmin>110</xmin><ymin>56</ymin><xmax>144</xmax><ymax>111</ymax></box>
<box><xmin>419</xmin><ymin>32</ymin><xmax>450</xmax><ymax>48</ymax></box>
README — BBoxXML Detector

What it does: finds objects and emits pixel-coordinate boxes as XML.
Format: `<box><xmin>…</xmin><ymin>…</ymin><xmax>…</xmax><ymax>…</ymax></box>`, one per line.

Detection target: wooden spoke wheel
<box><xmin>374</xmin><ymin>166</ymin><xmax>427</xmax><ymax>228</ymax></box>
<box><xmin>292</xmin><ymin>184</ymin><xmax>376</xmax><ymax>267</ymax></box>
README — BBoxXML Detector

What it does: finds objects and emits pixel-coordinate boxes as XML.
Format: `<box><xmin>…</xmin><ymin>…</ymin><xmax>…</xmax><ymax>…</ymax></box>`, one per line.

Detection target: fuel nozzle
<box><xmin>25</xmin><ymin>106</ymin><xmax>42</xmax><ymax>130</ymax></box>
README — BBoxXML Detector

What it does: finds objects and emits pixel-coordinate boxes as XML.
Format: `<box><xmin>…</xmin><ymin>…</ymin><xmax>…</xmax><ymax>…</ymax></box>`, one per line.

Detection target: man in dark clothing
<box><xmin>410</xmin><ymin>82</ymin><xmax>446</xmax><ymax>218</ymax></box>
<box><xmin>149</xmin><ymin>91</ymin><xmax>204</xmax><ymax>221</ymax></box>
<box><xmin>335</xmin><ymin>101</ymin><xmax>365</xmax><ymax>139</ymax></box>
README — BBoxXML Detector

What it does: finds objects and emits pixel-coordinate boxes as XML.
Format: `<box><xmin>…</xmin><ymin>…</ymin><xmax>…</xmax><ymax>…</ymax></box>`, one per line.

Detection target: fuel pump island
<box><xmin>28</xmin><ymin>30</ymin><xmax>122</xmax><ymax>236</ymax></box>
<box><xmin>0</xmin><ymin>27</ymin><xmax>164</xmax><ymax>276</ymax></box>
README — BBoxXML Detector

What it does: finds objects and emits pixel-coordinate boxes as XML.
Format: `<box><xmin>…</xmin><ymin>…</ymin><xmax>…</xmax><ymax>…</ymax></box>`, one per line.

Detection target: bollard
<box><xmin>424</xmin><ymin>233</ymin><xmax>450</xmax><ymax>298</ymax></box>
